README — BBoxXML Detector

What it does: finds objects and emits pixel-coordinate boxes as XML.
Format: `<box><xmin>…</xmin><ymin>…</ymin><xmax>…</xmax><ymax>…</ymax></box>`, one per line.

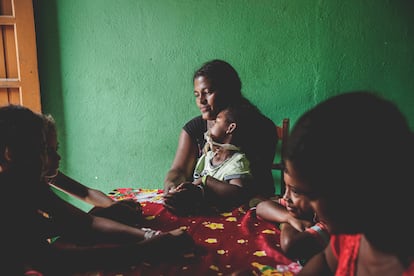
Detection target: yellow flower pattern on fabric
<box><xmin>108</xmin><ymin>188</ymin><xmax>302</xmax><ymax>275</ymax></box>
<box><xmin>221</xmin><ymin>212</ymin><xmax>233</xmax><ymax>217</ymax></box>
<box><xmin>253</xmin><ymin>250</ymin><xmax>267</xmax><ymax>257</ymax></box>
<box><xmin>205</xmin><ymin>222</ymin><xmax>224</xmax><ymax>230</ymax></box>
<box><xmin>205</xmin><ymin>238</ymin><xmax>218</xmax><ymax>243</ymax></box>
<box><xmin>209</xmin><ymin>265</ymin><xmax>220</xmax><ymax>271</ymax></box>
<box><xmin>262</xmin><ymin>229</ymin><xmax>276</xmax><ymax>234</ymax></box>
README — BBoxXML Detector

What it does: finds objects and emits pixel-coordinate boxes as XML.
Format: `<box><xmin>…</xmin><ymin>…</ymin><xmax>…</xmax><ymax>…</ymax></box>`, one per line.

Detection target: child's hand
<box><xmin>192</xmin><ymin>177</ymin><xmax>203</xmax><ymax>186</ymax></box>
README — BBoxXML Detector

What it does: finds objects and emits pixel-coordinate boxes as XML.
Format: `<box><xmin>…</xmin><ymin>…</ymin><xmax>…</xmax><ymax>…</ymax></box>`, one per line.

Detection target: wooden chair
<box><xmin>272</xmin><ymin>118</ymin><xmax>290</xmax><ymax>195</ymax></box>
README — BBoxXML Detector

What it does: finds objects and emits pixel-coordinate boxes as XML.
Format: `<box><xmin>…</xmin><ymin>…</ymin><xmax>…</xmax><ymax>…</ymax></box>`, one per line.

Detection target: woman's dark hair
<box><xmin>193</xmin><ymin>59</ymin><xmax>243</xmax><ymax>111</ymax></box>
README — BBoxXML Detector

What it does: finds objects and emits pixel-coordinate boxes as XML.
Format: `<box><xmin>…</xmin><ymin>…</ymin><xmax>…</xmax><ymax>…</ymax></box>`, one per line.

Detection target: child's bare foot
<box><xmin>168</xmin><ymin>227</ymin><xmax>187</xmax><ymax>236</ymax></box>
<box><xmin>141</xmin><ymin>227</ymin><xmax>187</xmax><ymax>239</ymax></box>
<box><xmin>140</xmin><ymin>227</ymin><xmax>195</xmax><ymax>262</ymax></box>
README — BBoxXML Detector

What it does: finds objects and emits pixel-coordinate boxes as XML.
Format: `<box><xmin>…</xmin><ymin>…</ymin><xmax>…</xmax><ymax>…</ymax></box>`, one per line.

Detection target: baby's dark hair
<box><xmin>221</xmin><ymin>100</ymin><xmax>259</xmax><ymax>149</ymax></box>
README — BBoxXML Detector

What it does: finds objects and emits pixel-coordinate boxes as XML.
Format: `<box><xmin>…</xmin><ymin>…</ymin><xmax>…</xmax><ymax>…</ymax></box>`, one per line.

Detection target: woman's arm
<box><xmin>164</xmin><ymin>130</ymin><xmax>198</xmax><ymax>194</ymax></box>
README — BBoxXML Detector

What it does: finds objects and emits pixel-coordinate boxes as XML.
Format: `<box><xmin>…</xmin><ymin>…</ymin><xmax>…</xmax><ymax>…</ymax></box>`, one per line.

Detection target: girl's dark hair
<box><xmin>286</xmin><ymin>91</ymin><xmax>413</xmax><ymax>262</ymax></box>
<box><xmin>287</xmin><ymin>91</ymin><xmax>411</xmax><ymax>196</ymax></box>
<box><xmin>0</xmin><ymin>105</ymin><xmax>45</xmax><ymax>180</ymax></box>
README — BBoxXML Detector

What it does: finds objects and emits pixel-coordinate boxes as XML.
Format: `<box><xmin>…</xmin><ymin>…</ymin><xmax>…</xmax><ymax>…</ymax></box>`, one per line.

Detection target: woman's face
<box><xmin>45</xmin><ymin>129</ymin><xmax>61</xmax><ymax>178</ymax></box>
<box><xmin>282</xmin><ymin>162</ymin><xmax>315</xmax><ymax>220</ymax></box>
<box><xmin>194</xmin><ymin>76</ymin><xmax>222</xmax><ymax>121</ymax></box>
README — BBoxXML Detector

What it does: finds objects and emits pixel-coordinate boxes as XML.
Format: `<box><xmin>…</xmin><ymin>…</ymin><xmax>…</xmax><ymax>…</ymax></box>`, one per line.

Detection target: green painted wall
<box><xmin>34</xmin><ymin>0</ymin><xmax>414</xmax><ymax>210</ymax></box>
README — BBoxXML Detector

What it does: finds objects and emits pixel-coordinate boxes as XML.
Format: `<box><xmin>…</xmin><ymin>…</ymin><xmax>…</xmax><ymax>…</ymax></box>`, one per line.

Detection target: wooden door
<box><xmin>0</xmin><ymin>0</ymin><xmax>41</xmax><ymax>112</ymax></box>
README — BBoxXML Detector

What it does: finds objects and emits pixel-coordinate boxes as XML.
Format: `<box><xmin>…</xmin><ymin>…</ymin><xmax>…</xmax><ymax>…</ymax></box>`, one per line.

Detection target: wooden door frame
<box><xmin>0</xmin><ymin>0</ymin><xmax>41</xmax><ymax>112</ymax></box>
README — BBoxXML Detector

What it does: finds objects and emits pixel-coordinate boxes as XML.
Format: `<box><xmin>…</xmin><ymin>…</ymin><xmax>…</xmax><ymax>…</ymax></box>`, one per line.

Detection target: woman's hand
<box><xmin>163</xmin><ymin>181</ymin><xmax>178</xmax><ymax>195</ymax></box>
<box><xmin>163</xmin><ymin>182</ymin><xmax>204</xmax><ymax>215</ymax></box>
<box><xmin>89</xmin><ymin>199</ymin><xmax>143</xmax><ymax>226</ymax></box>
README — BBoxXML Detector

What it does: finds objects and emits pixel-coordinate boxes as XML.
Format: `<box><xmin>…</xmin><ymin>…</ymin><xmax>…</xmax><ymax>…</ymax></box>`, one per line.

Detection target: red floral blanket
<box><xmin>81</xmin><ymin>188</ymin><xmax>302</xmax><ymax>275</ymax></box>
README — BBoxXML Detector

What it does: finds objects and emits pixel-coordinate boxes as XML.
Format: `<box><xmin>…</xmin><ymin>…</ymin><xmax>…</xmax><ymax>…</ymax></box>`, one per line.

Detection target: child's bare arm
<box><xmin>256</xmin><ymin>199</ymin><xmax>291</xmax><ymax>223</ymax></box>
<box><xmin>256</xmin><ymin>199</ymin><xmax>312</xmax><ymax>231</ymax></box>
<box><xmin>280</xmin><ymin>222</ymin><xmax>329</xmax><ymax>261</ymax></box>
<box><xmin>49</xmin><ymin>171</ymin><xmax>115</xmax><ymax>208</ymax></box>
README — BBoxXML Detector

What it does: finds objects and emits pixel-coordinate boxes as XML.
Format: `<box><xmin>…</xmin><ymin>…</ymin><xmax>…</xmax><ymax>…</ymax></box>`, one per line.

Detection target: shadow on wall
<box><xmin>33</xmin><ymin>0</ymin><xmax>75</xmax><ymax>204</ymax></box>
<box><xmin>33</xmin><ymin>0</ymin><xmax>66</xmax><ymax>162</ymax></box>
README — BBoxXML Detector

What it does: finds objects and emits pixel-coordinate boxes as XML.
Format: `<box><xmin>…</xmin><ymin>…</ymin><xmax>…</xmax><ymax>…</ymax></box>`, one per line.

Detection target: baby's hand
<box><xmin>192</xmin><ymin>177</ymin><xmax>203</xmax><ymax>186</ymax></box>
